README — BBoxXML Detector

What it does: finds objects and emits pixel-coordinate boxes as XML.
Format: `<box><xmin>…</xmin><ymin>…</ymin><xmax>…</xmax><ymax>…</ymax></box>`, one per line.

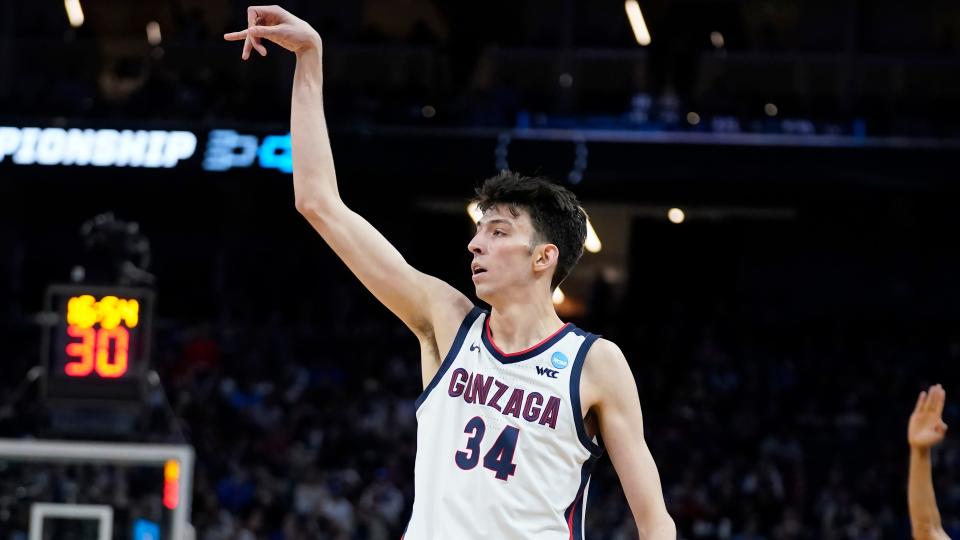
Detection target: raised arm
<box><xmin>224</xmin><ymin>7</ymin><xmax>471</xmax><ymax>343</ymax></box>
<box><xmin>582</xmin><ymin>339</ymin><xmax>676</xmax><ymax>539</ymax></box>
<box><xmin>907</xmin><ymin>384</ymin><xmax>951</xmax><ymax>540</ymax></box>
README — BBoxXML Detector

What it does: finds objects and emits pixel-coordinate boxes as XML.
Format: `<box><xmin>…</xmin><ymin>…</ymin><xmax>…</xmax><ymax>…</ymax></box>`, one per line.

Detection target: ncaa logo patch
<box><xmin>551</xmin><ymin>351</ymin><xmax>569</xmax><ymax>370</ymax></box>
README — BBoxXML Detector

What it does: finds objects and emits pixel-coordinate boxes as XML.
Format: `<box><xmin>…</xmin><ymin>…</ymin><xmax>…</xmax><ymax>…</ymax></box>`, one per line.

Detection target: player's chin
<box><xmin>473</xmin><ymin>283</ymin><xmax>492</xmax><ymax>303</ymax></box>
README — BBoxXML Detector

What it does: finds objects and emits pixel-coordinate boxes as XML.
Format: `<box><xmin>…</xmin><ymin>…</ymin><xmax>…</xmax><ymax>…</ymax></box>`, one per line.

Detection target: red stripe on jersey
<box><xmin>485</xmin><ymin>318</ymin><xmax>570</xmax><ymax>357</ymax></box>
<box><xmin>566</xmin><ymin>491</ymin><xmax>581</xmax><ymax>539</ymax></box>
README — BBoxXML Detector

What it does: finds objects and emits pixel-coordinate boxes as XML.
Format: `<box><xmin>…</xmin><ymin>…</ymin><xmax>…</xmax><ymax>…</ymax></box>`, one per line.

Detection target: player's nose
<box><xmin>467</xmin><ymin>234</ymin><xmax>484</xmax><ymax>255</ymax></box>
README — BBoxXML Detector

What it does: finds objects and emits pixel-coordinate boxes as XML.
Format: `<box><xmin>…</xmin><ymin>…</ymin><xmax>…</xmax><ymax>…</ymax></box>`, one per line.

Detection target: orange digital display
<box><xmin>163</xmin><ymin>459</ymin><xmax>180</xmax><ymax>510</ymax></box>
<box><xmin>64</xmin><ymin>295</ymin><xmax>138</xmax><ymax>378</ymax></box>
<box><xmin>43</xmin><ymin>285</ymin><xmax>154</xmax><ymax>402</ymax></box>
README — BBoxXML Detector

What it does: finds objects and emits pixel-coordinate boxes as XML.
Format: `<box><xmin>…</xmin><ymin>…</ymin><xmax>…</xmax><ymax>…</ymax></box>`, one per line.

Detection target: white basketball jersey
<box><xmin>404</xmin><ymin>307</ymin><xmax>603</xmax><ymax>540</ymax></box>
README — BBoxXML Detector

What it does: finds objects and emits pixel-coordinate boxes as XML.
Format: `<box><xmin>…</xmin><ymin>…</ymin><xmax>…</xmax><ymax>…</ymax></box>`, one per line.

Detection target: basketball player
<box><xmin>226</xmin><ymin>6</ymin><xmax>676</xmax><ymax>538</ymax></box>
<box><xmin>908</xmin><ymin>384</ymin><xmax>951</xmax><ymax>540</ymax></box>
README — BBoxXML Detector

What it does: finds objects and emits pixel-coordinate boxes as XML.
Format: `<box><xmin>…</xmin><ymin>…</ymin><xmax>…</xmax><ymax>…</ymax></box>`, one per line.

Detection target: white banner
<box><xmin>0</xmin><ymin>127</ymin><xmax>197</xmax><ymax>168</ymax></box>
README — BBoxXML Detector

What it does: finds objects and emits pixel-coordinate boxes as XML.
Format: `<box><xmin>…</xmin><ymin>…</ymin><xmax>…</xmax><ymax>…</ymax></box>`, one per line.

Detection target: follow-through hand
<box><xmin>224</xmin><ymin>5</ymin><xmax>321</xmax><ymax>60</ymax></box>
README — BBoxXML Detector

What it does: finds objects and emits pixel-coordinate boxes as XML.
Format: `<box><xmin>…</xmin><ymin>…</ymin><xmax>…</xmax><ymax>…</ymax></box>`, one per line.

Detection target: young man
<box><xmin>908</xmin><ymin>384</ymin><xmax>952</xmax><ymax>540</ymax></box>
<box><xmin>226</xmin><ymin>7</ymin><xmax>675</xmax><ymax>538</ymax></box>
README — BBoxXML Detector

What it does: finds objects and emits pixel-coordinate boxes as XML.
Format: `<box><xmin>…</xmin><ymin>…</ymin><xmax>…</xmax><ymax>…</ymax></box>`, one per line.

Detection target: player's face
<box><xmin>467</xmin><ymin>205</ymin><xmax>539</xmax><ymax>301</ymax></box>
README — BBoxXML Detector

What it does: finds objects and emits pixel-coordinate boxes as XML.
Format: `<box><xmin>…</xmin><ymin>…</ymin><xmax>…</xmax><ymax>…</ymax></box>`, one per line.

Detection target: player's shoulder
<box><xmin>584</xmin><ymin>337</ymin><xmax>627</xmax><ymax>364</ymax></box>
<box><xmin>413</xmin><ymin>273</ymin><xmax>474</xmax><ymax>335</ymax></box>
<box><xmin>419</xmin><ymin>273</ymin><xmax>472</xmax><ymax>307</ymax></box>
<box><xmin>432</xmin><ymin>283</ymin><xmax>475</xmax><ymax>325</ymax></box>
<box><xmin>582</xmin><ymin>338</ymin><xmax>634</xmax><ymax>393</ymax></box>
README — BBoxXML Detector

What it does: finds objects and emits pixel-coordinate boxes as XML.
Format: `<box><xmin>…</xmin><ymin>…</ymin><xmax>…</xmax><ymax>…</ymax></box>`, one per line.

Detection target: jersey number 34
<box><xmin>454</xmin><ymin>416</ymin><xmax>519</xmax><ymax>481</ymax></box>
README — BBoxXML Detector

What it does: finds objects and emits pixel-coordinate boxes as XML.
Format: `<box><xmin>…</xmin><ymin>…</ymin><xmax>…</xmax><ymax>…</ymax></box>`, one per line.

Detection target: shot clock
<box><xmin>42</xmin><ymin>284</ymin><xmax>155</xmax><ymax>403</ymax></box>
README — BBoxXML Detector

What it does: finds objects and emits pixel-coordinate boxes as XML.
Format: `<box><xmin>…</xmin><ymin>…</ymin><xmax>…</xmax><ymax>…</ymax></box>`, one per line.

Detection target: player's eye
<box><xmin>493</xmin><ymin>230</ymin><xmax>505</xmax><ymax>236</ymax></box>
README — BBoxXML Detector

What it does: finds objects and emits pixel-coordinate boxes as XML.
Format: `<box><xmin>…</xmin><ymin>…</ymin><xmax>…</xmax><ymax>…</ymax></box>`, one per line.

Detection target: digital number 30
<box><xmin>64</xmin><ymin>325</ymin><xmax>130</xmax><ymax>378</ymax></box>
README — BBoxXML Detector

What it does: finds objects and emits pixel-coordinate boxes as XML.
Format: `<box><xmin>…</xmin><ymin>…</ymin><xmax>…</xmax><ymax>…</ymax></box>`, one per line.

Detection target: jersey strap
<box><xmin>569</xmin><ymin>330</ymin><xmax>603</xmax><ymax>457</ymax></box>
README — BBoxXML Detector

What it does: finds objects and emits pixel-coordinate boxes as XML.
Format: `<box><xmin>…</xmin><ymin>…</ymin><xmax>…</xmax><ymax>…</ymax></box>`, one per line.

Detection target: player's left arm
<box><xmin>583</xmin><ymin>339</ymin><xmax>676</xmax><ymax>539</ymax></box>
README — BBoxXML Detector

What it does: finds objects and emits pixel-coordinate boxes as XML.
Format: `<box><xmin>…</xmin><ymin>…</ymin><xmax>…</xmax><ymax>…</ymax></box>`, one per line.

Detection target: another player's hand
<box><xmin>224</xmin><ymin>5</ymin><xmax>321</xmax><ymax>60</ymax></box>
<box><xmin>909</xmin><ymin>384</ymin><xmax>949</xmax><ymax>450</ymax></box>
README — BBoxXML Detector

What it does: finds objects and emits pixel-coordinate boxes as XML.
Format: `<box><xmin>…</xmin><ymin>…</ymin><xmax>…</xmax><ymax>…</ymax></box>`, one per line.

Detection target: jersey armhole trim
<box><xmin>570</xmin><ymin>331</ymin><xmax>603</xmax><ymax>457</ymax></box>
<box><xmin>414</xmin><ymin>305</ymin><xmax>483</xmax><ymax>412</ymax></box>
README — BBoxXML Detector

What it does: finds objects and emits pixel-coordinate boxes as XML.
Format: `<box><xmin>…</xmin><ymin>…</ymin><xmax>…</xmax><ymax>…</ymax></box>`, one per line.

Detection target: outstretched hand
<box><xmin>909</xmin><ymin>384</ymin><xmax>949</xmax><ymax>450</ymax></box>
<box><xmin>224</xmin><ymin>5</ymin><xmax>321</xmax><ymax>59</ymax></box>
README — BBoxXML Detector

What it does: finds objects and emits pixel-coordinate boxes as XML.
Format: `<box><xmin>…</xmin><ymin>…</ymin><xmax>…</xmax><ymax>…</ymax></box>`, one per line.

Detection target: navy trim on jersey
<box><xmin>564</xmin><ymin>453</ymin><xmax>599</xmax><ymax>540</ymax></box>
<box><xmin>570</xmin><ymin>331</ymin><xmax>604</xmax><ymax>457</ymax></box>
<box><xmin>414</xmin><ymin>306</ymin><xmax>483</xmax><ymax>412</ymax></box>
<box><xmin>481</xmin><ymin>310</ymin><xmax>573</xmax><ymax>364</ymax></box>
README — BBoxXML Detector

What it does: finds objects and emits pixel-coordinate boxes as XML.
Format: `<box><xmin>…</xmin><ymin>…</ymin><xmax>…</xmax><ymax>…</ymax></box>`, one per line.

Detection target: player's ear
<box><xmin>533</xmin><ymin>243</ymin><xmax>559</xmax><ymax>274</ymax></box>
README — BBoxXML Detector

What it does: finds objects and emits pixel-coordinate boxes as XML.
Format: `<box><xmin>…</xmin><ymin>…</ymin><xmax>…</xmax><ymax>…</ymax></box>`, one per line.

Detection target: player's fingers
<box><xmin>248</xmin><ymin>5</ymin><xmax>289</xmax><ymax>23</ymax></box>
<box><xmin>915</xmin><ymin>390</ymin><xmax>927</xmax><ymax>413</ymax></box>
<box><xmin>230</xmin><ymin>26</ymin><xmax>282</xmax><ymax>58</ymax></box>
<box><xmin>922</xmin><ymin>386</ymin><xmax>936</xmax><ymax>411</ymax></box>
<box><xmin>224</xmin><ymin>30</ymin><xmax>248</xmax><ymax>41</ymax></box>
<box><xmin>242</xmin><ymin>32</ymin><xmax>254</xmax><ymax>60</ymax></box>
<box><xmin>930</xmin><ymin>385</ymin><xmax>946</xmax><ymax>416</ymax></box>
<box><xmin>246</xmin><ymin>25</ymin><xmax>286</xmax><ymax>43</ymax></box>
<box><xmin>247</xmin><ymin>7</ymin><xmax>271</xmax><ymax>47</ymax></box>
<box><xmin>243</xmin><ymin>8</ymin><xmax>262</xmax><ymax>60</ymax></box>
<box><xmin>247</xmin><ymin>25</ymin><xmax>282</xmax><ymax>38</ymax></box>
<box><xmin>243</xmin><ymin>29</ymin><xmax>272</xmax><ymax>59</ymax></box>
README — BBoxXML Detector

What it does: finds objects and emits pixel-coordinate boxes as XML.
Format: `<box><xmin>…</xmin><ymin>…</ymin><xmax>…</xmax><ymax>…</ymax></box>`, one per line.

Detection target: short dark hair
<box><xmin>473</xmin><ymin>170</ymin><xmax>587</xmax><ymax>290</ymax></box>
